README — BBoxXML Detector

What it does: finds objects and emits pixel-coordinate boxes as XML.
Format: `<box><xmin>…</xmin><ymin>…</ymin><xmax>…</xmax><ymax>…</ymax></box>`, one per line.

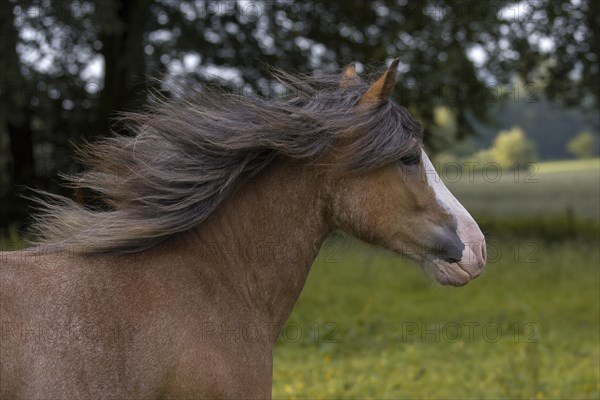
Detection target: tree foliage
<box><xmin>491</xmin><ymin>126</ymin><xmax>537</xmax><ymax>168</ymax></box>
<box><xmin>0</xmin><ymin>0</ymin><xmax>598</xmax><ymax>228</ymax></box>
<box><xmin>567</xmin><ymin>131</ymin><xmax>597</xmax><ymax>159</ymax></box>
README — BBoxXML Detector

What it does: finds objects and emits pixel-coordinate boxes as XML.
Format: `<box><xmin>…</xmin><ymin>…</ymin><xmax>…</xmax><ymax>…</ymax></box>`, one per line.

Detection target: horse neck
<box><xmin>178</xmin><ymin>160</ymin><xmax>330</xmax><ymax>329</ymax></box>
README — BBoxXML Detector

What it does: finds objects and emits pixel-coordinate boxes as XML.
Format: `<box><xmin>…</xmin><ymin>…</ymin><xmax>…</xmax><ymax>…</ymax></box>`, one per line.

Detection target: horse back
<box><xmin>0</xmin><ymin>250</ymin><xmax>159</xmax><ymax>398</ymax></box>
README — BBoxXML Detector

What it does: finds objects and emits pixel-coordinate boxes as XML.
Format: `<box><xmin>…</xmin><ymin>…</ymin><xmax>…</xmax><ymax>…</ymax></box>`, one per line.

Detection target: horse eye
<box><xmin>399</xmin><ymin>153</ymin><xmax>421</xmax><ymax>166</ymax></box>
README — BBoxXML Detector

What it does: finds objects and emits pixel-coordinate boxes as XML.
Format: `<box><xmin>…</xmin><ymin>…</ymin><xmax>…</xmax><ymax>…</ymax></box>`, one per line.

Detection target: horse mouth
<box><xmin>389</xmin><ymin>238</ymin><xmax>486</xmax><ymax>286</ymax></box>
<box><xmin>430</xmin><ymin>251</ymin><xmax>485</xmax><ymax>286</ymax></box>
<box><xmin>430</xmin><ymin>259</ymin><xmax>474</xmax><ymax>287</ymax></box>
<box><xmin>427</xmin><ymin>238</ymin><xmax>487</xmax><ymax>286</ymax></box>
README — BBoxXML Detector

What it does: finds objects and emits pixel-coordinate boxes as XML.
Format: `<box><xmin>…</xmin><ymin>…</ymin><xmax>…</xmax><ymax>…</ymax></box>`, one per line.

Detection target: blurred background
<box><xmin>0</xmin><ymin>0</ymin><xmax>598</xmax><ymax>398</ymax></box>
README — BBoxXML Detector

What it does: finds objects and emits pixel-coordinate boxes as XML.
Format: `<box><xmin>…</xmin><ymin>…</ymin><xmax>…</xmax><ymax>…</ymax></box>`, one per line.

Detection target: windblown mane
<box><xmin>30</xmin><ymin>70</ymin><xmax>422</xmax><ymax>254</ymax></box>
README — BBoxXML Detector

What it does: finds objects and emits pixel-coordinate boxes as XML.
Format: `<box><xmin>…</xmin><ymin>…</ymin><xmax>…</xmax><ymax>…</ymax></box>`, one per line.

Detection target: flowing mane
<box><xmin>30</xmin><ymin>70</ymin><xmax>422</xmax><ymax>254</ymax></box>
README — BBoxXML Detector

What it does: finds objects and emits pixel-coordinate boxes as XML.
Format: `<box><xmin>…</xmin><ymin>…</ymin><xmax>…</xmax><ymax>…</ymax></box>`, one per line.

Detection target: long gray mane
<box><xmin>30</xmin><ymin>70</ymin><xmax>422</xmax><ymax>254</ymax></box>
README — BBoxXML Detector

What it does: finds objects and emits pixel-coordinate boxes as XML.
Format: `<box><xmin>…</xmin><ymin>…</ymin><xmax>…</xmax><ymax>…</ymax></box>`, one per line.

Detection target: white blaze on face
<box><xmin>421</xmin><ymin>149</ymin><xmax>486</xmax><ymax>276</ymax></box>
<box><xmin>421</xmin><ymin>150</ymin><xmax>473</xmax><ymax>223</ymax></box>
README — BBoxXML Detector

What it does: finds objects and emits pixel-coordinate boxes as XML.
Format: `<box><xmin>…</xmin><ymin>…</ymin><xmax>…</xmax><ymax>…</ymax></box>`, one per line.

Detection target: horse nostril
<box><xmin>438</xmin><ymin>241</ymin><xmax>464</xmax><ymax>264</ymax></box>
<box><xmin>443</xmin><ymin>255</ymin><xmax>461</xmax><ymax>264</ymax></box>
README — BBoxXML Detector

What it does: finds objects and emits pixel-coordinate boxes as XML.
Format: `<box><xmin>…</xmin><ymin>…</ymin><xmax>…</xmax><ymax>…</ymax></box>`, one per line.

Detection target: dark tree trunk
<box><xmin>6</xmin><ymin>121</ymin><xmax>35</xmax><ymax>186</ymax></box>
<box><xmin>93</xmin><ymin>0</ymin><xmax>150</xmax><ymax>138</ymax></box>
<box><xmin>0</xmin><ymin>2</ymin><xmax>36</xmax><ymax>228</ymax></box>
<box><xmin>1</xmin><ymin>120</ymin><xmax>36</xmax><ymax>230</ymax></box>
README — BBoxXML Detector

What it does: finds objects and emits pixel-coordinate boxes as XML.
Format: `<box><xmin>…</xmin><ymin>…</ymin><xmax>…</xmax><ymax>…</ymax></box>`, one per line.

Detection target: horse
<box><xmin>0</xmin><ymin>59</ymin><xmax>486</xmax><ymax>398</ymax></box>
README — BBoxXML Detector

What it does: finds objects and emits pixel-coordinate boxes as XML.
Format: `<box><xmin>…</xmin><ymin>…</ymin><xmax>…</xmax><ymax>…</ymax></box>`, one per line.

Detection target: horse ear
<box><xmin>359</xmin><ymin>58</ymin><xmax>399</xmax><ymax>105</ymax></box>
<box><xmin>340</xmin><ymin>63</ymin><xmax>360</xmax><ymax>88</ymax></box>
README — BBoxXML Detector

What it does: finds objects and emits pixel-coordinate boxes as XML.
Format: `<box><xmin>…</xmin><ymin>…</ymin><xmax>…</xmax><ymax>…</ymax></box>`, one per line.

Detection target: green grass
<box><xmin>536</xmin><ymin>158</ymin><xmax>600</xmax><ymax>174</ymax></box>
<box><xmin>478</xmin><ymin>215</ymin><xmax>599</xmax><ymax>241</ymax></box>
<box><xmin>273</xmin><ymin>159</ymin><xmax>600</xmax><ymax>398</ymax></box>
<box><xmin>444</xmin><ymin>159</ymin><xmax>600</xmax><ymax>221</ymax></box>
<box><xmin>0</xmin><ymin>224</ymin><xmax>28</xmax><ymax>250</ymax></box>
<box><xmin>272</xmin><ymin>237</ymin><xmax>600</xmax><ymax>399</ymax></box>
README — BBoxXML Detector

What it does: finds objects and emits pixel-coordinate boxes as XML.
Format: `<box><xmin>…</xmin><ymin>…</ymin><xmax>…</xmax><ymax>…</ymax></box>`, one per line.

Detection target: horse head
<box><xmin>325</xmin><ymin>60</ymin><xmax>486</xmax><ymax>286</ymax></box>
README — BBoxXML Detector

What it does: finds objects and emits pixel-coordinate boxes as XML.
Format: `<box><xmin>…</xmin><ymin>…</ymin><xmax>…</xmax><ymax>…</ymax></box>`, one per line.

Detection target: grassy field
<box><xmin>272</xmin><ymin>238</ymin><xmax>599</xmax><ymax>399</ymax></box>
<box><xmin>272</xmin><ymin>159</ymin><xmax>600</xmax><ymax>398</ymax></box>
<box><xmin>444</xmin><ymin>158</ymin><xmax>600</xmax><ymax>221</ymax></box>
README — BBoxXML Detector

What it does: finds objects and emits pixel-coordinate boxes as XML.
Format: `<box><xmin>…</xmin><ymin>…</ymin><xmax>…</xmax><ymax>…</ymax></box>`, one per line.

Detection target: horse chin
<box><xmin>429</xmin><ymin>259</ymin><xmax>472</xmax><ymax>287</ymax></box>
<box><xmin>387</xmin><ymin>241</ymin><xmax>481</xmax><ymax>287</ymax></box>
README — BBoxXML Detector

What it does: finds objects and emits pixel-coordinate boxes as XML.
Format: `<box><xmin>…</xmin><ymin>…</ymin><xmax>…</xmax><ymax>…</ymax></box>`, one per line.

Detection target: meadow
<box><xmin>445</xmin><ymin>158</ymin><xmax>600</xmax><ymax>221</ymax></box>
<box><xmin>272</xmin><ymin>159</ymin><xmax>600</xmax><ymax>399</ymax></box>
